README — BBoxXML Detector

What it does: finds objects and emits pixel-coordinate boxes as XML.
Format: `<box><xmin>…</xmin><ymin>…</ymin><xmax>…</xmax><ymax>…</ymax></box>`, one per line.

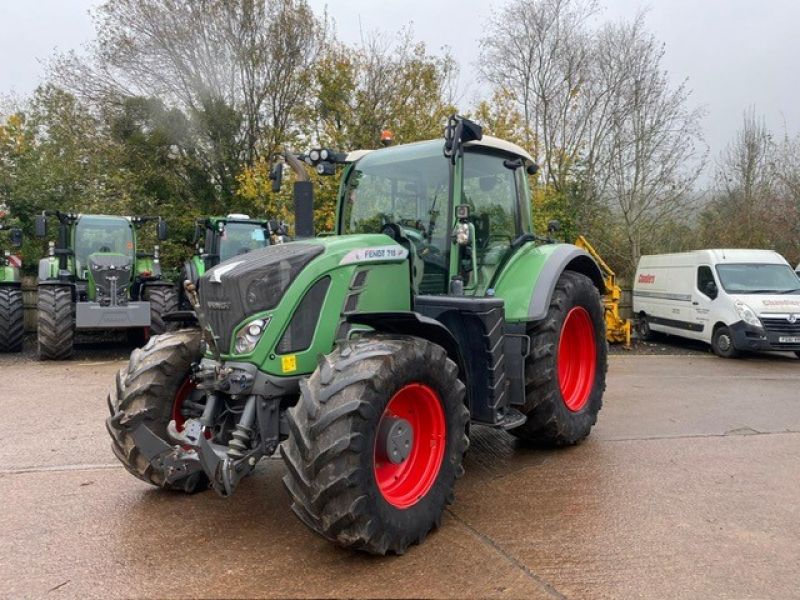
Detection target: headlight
<box><xmin>734</xmin><ymin>301</ymin><xmax>762</xmax><ymax>328</ymax></box>
<box><xmin>234</xmin><ymin>318</ymin><xmax>270</xmax><ymax>354</ymax></box>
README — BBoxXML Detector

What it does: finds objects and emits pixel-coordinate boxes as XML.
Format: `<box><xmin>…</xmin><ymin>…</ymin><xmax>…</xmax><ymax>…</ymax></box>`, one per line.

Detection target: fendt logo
<box><xmin>638</xmin><ymin>274</ymin><xmax>656</xmax><ymax>284</ymax></box>
<box><xmin>207</xmin><ymin>301</ymin><xmax>232</xmax><ymax>310</ymax></box>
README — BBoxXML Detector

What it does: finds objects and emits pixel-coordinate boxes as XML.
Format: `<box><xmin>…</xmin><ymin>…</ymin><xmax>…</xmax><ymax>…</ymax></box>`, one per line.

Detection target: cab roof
<box><xmin>345</xmin><ymin>136</ymin><xmax>535</xmax><ymax>165</ymax></box>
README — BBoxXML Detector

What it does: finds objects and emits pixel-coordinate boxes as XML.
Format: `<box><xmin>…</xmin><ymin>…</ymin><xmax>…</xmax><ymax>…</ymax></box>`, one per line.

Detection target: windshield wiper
<box><xmin>426</xmin><ymin>189</ymin><xmax>440</xmax><ymax>244</ymax></box>
<box><xmin>779</xmin><ymin>288</ymin><xmax>800</xmax><ymax>294</ymax></box>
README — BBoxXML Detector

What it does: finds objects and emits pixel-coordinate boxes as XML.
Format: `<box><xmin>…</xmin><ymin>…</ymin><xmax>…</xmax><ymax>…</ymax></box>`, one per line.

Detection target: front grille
<box><xmin>762</xmin><ymin>317</ymin><xmax>800</xmax><ymax>336</ymax></box>
<box><xmin>276</xmin><ymin>277</ymin><xmax>330</xmax><ymax>354</ymax></box>
<box><xmin>198</xmin><ymin>243</ymin><xmax>323</xmax><ymax>353</ymax></box>
<box><xmin>89</xmin><ymin>255</ymin><xmax>132</xmax><ymax>306</ymax></box>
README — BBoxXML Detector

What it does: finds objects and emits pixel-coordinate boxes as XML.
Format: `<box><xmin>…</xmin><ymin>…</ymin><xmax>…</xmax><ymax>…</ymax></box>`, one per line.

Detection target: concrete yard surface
<box><xmin>1</xmin><ymin>349</ymin><xmax>799</xmax><ymax>599</ymax></box>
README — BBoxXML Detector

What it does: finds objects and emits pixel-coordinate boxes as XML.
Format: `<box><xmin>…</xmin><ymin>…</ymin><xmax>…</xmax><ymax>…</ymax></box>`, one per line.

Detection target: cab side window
<box><xmin>697</xmin><ymin>266</ymin><xmax>718</xmax><ymax>300</ymax></box>
<box><xmin>462</xmin><ymin>151</ymin><xmax>520</xmax><ymax>288</ymax></box>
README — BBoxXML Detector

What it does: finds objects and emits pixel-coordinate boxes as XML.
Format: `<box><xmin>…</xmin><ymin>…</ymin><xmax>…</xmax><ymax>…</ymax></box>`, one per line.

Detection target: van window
<box><xmin>697</xmin><ymin>266</ymin><xmax>717</xmax><ymax>299</ymax></box>
<box><xmin>716</xmin><ymin>263</ymin><xmax>800</xmax><ymax>294</ymax></box>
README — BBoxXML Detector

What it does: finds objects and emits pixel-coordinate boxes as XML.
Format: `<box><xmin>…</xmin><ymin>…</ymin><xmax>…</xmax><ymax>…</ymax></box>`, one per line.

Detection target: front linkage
<box><xmin>110</xmin><ymin>370</ymin><xmax>281</xmax><ymax>497</ymax></box>
<box><xmin>109</xmin><ymin>281</ymin><xmax>283</xmax><ymax>496</ymax></box>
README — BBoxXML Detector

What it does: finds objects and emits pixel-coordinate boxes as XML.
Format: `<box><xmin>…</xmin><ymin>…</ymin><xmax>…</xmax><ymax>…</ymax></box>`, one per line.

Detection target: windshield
<box><xmin>341</xmin><ymin>141</ymin><xmax>450</xmax><ymax>293</ymax></box>
<box><xmin>341</xmin><ymin>141</ymin><xmax>448</xmax><ymax>244</ymax></box>
<box><xmin>716</xmin><ymin>263</ymin><xmax>800</xmax><ymax>294</ymax></box>
<box><xmin>219</xmin><ymin>222</ymin><xmax>267</xmax><ymax>262</ymax></box>
<box><xmin>75</xmin><ymin>216</ymin><xmax>134</xmax><ymax>275</ymax></box>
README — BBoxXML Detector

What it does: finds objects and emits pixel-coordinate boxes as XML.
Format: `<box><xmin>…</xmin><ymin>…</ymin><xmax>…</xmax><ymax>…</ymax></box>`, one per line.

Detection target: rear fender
<box><xmin>492</xmin><ymin>243</ymin><xmax>605</xmax><ymax>322</ymax></box>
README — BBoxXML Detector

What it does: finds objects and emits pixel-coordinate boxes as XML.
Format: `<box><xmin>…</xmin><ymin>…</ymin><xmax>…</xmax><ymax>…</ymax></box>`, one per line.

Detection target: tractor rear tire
<box><xmin>0</xmin><ymin>286</ymin><xmax>24</xmax><ymax>353</ymax></box>
<box><xmin>281</xmin><ymin>334</ymin><xmax>469</xmax><ymax>555</ymax></box>
<box><xmin>511</xmin><ymin>271</ymin><xmax>607</xmax><ymax>446</ymax></box>
<box><xmin>106</xmin><ymin>329</ymin><xmax>208</xmax><ymax>493</ymax></box>
<box><xmin>37</xmin><ymin>285</ymin><xmax>75</xmax><ymax>360</ymax></box>
<box><xmin>145</xmin><ymin>285</ymin><xmax>178</xmax><ymax>336</ymax></box>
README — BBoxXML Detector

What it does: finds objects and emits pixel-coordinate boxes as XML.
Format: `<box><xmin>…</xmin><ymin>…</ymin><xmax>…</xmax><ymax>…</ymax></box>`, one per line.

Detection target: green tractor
<box><xmin>106</xmin><ymin>116</ymin><xmax>607</xmax><ymax>554</ymax></box>
<box><xmin>0</xmin><ymin>205</ymin><xmax>25</xmax><ymax>353</ymax></box>
<box><xmin>35</xmin><ymin>211</ymin><xmax>176</xmax><ymax>359</ymax></box>
<box><xmin>178</xmin><ymin>214</ymin><xmax>288</xmax><ymax>309</ymax></box>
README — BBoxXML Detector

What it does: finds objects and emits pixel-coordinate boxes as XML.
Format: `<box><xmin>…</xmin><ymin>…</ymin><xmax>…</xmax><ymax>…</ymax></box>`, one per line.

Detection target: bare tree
<box><xmin>714</xmin><ymin>108</ymin><xmax>775</xmax><ymax>247</ymax></box>
<box><xmin>480</xmin><ymin>2</ymin><xmax>706</xmax><ymax>271</ymax></box>
<box><xmin>480</xmin><ymin>0</ymin><xmax>613</xmax><ymax>193</ymax></box>
<box><xmin>597</xmin><ymin>17</ymin><xmax>706</xmax><ymax>271</ymax></box>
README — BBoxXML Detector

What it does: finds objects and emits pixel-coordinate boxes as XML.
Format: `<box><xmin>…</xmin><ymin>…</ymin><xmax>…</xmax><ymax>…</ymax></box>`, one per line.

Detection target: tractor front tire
<box><xmin>37</xmin><ymin>285</ymin><xmax>75</xmax><ymax>360</ymax></box>
<box><xmin>106</xmin><ymin>329</ymin><xmax>208</xmax><ymax>493</ymax></box>
<box><xmin>281</xmin><ymin>335</ymin><xmax>469</xmax><ymax>555</ymax></box>
<box><xmin>0</xmin><ymin>286</ymin><xmax>24</xmax><ymax>353</ymax></box>
<box><xmin>145</xmin><ymin>285</ymin><xmax>178</xmax><ymax>336</ymax></box>
<box><xmin>511</xmin><ymin>271</ymin><xmax>607</xmax><ymax>446</ymax></box>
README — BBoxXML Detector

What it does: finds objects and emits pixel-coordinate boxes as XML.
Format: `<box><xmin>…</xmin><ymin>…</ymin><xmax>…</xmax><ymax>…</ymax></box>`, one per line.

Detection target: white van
<box><xmin>633</xmin><ymin>249</ymin><xmax>800</xmax><ymax>358</ymax></box>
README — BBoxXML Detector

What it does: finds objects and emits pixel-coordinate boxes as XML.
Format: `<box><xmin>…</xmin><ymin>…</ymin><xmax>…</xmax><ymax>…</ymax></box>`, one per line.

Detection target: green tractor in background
<box><xmin>178</xmin><ymin>214</ymin><xmax>288</xmax><ymax>310</ymax></box>
<box><xmin>35</xmin><ymin>212</ymin><xmax>176</xmax><ymax>360</ymax></box>
<box><xmin>106</xmin><ymin>116</ymin><xmax>607</xmax><ymax>554</ymax></box>
<box><xmin>0</xmin><ymin>204</ymin><xmax>25</xmax><ymax>353</ymax></box>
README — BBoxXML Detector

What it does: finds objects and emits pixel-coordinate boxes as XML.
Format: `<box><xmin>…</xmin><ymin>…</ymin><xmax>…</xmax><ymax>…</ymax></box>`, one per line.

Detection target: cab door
<box><xmin>693</xmin><ymin>265</ymin><xmax>719</xmax><ymax>340</ymax></box>
<box><xmin>459</xmin><ymin>150</ymin><xmax>527</xmax><ymax>294</ymax></box>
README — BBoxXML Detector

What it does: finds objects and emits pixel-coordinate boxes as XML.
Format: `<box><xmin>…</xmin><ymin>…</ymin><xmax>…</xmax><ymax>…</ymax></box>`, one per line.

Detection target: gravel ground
<box><xmin>4</xmin><ymin>333</ymin><xmax>137</xmax><ymax>364</ymax></box>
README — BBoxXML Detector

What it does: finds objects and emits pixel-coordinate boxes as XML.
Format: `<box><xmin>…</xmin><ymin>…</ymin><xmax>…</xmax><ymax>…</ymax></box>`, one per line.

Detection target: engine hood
<box><xmin>199</xmin><ymin>243</ymin><xmax>324</xmax><ymax>352</ymax></box>
<box><xmin>731</xmin><ymin>294</ymin><xmax>800</xmax><ymax>316</ymax></box>
<box><xmin>197</xmin><ymin>234</ymin><xmax>409</xmax><ymax>354</ymax></box>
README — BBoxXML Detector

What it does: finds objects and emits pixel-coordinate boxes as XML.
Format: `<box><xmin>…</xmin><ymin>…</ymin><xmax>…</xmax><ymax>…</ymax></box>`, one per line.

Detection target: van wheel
<box><xmin>712</xmin><ymin>326</ymin><xmax>739</xmax><ymax>358</ymax></box>
<box><xmin>637</xmin><ymin>314</ymin><xmax>652</xmax><ymax>341</ymax></box>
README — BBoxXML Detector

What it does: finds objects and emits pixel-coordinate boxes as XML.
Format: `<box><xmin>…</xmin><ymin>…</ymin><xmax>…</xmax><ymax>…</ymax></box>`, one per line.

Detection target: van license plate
<box><xmin>779</xmin><ymin>336</ymin><xmax>800</xmax><ymax>344</ymax></box>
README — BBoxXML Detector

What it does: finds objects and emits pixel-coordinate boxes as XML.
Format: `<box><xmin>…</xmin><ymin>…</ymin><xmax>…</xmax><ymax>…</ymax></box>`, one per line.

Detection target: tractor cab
<box><xmin>338</xmin><ymin>135</ymin><xmax>537</xmax><ymax>296</ymax></box>
<box><xmin>179</xmin><ymin>214</ymin><xmax>288</xmax><ymax>309</ymax></box>
<box><xmin>194</xmin><ymin>215</ymin><xmax>273</xmax><ymax>267</ymax></box>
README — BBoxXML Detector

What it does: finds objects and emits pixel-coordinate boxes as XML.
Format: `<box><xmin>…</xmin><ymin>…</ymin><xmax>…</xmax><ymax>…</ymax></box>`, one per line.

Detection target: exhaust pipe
<box><xmin>284</xmin><ymin>152</ymin><xmax>314</xmax><ymax>240</ymax></box>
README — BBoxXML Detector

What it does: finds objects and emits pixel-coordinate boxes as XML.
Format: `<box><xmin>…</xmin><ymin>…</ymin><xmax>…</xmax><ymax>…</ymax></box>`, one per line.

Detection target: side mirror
<box><xmin>547</xmin><ymin>219</ymin><xmax>562</xmax><ymax>234</ymax></box>
<box><xmin>35</xmin><ymin>214</ymin><xmax>47</xmax><ymax>238</ymax></box>
<box><xmin>705</xmin><ymin>281</ymin><xmax>718</xmax><ymax>299</ymax></box>
<box><xmin>156</xmin><ymin>218</ymin><xmax>168</xmax><ymax>241</ymax></box>
<box><xmin>9</xmin><ymin>228</ymin><xmax>22</xmax><ymax>247</ymax></box>
<box><xmin>270</xmin><ymin>161</ymin><xmax>283</xmax><ymax>193</ymax></box>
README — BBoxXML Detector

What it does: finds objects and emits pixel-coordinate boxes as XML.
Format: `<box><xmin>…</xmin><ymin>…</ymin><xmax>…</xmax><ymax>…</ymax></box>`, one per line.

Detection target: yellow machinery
<box><xmin>574</xmin><ymin>235</ymin><xmax>632</xmax><ymax>348</ymax></box>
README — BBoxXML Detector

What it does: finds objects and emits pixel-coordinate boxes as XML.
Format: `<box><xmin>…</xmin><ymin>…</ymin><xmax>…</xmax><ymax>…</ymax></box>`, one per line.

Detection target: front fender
<box><xmin>346</xmin><ymin>311</ymin><xmax>466</xmax><ymax>379</ymax></box>
<box><xmin>492</xmin><ymin>243</ymin><xmax>605</xmax><ymax>322</ymax></box>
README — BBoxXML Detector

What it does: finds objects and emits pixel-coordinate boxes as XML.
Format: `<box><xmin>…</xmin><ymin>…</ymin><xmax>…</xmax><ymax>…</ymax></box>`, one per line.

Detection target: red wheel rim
<box><xmin>171</xmin><ymin>378</ymin><xmax>194</xmax><ymax>432</ymax></box>
<box><xmin>558</xmin><ymin>307</ymin><xmax>597</xmax><ymax>412</ymax></box>
<box><xmin>373</xmin><ymin>383</ymin><xmax>446</xmax><ymax>509</ymax></box>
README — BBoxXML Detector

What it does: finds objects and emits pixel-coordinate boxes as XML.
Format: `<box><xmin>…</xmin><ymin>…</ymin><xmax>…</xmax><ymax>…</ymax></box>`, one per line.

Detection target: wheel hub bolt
<box><xmin>377</xmin><ymin>416</ymin><xmax>413</xmax><ymax>465</ymax></box>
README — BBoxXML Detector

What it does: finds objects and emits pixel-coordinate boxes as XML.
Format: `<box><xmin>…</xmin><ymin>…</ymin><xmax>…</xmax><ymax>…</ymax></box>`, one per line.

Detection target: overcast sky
<box><xmin>2</xmin><ymin>0</ymin><xmax>798</xmax><ymax>176</ymax></box>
